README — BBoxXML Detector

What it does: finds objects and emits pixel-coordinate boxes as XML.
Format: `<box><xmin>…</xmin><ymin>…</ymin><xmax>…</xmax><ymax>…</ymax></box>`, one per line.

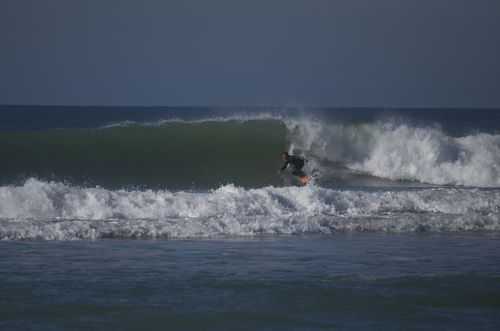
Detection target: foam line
<box><xmin>1</xmin><ymin>179</ymin><xmax>499</xmax><ymax>239</ymax></box>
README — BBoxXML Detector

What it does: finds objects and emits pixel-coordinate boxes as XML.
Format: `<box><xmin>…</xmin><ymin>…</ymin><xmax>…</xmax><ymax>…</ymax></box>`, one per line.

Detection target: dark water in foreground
<box><xmin>1</xmin><ymin>234</ymin><xmax>499</xmax><ymax>330</ymax></box>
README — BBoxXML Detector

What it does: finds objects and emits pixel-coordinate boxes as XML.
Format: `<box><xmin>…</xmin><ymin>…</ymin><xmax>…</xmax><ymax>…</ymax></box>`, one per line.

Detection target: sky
<box><xmin>0</xmin><ymin>0</ymin><xmax>499</xmax><ymax>107</ymax></box>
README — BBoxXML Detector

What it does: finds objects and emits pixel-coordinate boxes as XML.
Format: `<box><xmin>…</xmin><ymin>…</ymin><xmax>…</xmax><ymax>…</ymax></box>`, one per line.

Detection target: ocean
<box><xmin>1</xmin><ymin>106</ymin><xmax>499</xmax><ymax>330</ymax></box>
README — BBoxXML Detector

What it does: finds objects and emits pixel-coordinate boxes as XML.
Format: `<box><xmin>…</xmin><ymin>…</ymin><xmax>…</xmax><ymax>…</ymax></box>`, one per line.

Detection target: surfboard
<box><xmin>297</xmin><ymin>169</ymin><xmax>321</xmax><ymax>185</ymax></box>
<box><xmin>298</xmin><ymin>175</ymin><xmax>312</xmax><ymax>185</ymax></box>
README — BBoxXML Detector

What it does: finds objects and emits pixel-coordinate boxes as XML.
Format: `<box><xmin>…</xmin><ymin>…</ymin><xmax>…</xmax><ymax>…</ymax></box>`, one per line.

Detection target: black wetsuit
<box><xmin>281</xmin><ymin>155</ymin><xmax>306</xmax><ymax>177</ymax></box>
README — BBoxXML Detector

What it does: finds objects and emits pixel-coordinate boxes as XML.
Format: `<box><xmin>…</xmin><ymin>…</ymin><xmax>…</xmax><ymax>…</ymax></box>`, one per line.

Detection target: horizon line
<box><xmin>1</xmin><ymin>104</ymin><xmax>500</xmax><ymax>110</ymax></box>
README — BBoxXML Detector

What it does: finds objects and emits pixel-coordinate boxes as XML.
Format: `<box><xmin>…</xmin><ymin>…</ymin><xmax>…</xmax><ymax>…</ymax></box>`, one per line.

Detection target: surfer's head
<box><xmin>282</xmin><ymin>152</ymin><xmax>289</xmax><ymax>161</ymax></box>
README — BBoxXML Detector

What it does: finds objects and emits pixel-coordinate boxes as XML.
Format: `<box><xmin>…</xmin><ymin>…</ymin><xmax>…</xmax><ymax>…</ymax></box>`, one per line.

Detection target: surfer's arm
<box><xmin>279</xmin><ymin>162</ymin><xmax>288</xmax><ymax>172</ymax></box>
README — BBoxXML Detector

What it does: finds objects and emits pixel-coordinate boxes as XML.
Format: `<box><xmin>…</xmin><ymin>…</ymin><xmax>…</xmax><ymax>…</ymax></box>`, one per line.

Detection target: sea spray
<box><xmin>285</xmin><ymin>118</ymin><xmax>500</xmax><ymax>187</ymax></box>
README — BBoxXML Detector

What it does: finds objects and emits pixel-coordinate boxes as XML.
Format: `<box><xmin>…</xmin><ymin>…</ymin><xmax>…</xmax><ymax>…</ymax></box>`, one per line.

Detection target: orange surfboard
<box><xmin>298</xmin><ymin>175</ymin><xmax>312</xmax><ymax>185</ymax></box>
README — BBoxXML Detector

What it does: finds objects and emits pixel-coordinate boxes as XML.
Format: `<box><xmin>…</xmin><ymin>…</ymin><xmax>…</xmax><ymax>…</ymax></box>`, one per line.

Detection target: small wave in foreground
<box><xmin>1</xmin><ymin>179</ymin><xmax>499</xmax><ymax>240</ymax></box>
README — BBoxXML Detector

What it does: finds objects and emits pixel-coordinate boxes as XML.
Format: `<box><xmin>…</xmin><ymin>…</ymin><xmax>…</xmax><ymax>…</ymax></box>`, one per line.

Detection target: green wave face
<box><xmin>0</xmin><ymin>120</ymin><xmax>288</xmax><ymax>189</ymax></box>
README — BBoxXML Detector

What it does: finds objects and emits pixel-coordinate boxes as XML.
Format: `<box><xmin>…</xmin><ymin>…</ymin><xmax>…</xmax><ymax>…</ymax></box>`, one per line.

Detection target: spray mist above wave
<box><xmin>286</xmin><ymin>117</ymin><xmax>500</xmax><ymax>187</ymax></box>
<box><xmin>1</xmin><ymin>178</ymin><xmax>499</xmax><ymax>239</ymax></box>
<box><xmin>98</xmin><ymin>112</ymin><xmax>286</xmax><ymax>129</ymax></box>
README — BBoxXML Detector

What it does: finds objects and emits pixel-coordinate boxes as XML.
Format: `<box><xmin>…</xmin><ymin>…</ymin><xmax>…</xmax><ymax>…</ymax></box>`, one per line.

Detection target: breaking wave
<box><xmin>1</xmin><ymin>113</ymin><xmax>500</xmax><ymax>188</ymax></box>
<box><xmin>1</xmin><ymin>179</ymin><xmax>499</xmax><ymax>240</ymax></box>
<box><xmin>287</xmin><ymin>118</ymin><xmax>500</xmax><ymax>187</ymax></box>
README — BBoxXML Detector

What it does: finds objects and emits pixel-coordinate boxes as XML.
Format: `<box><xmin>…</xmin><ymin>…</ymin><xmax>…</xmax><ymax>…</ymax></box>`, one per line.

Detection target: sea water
<box><xmin>0</xmin><ymin>106</ymin><xmax>499</xmax><ymax>330</ymax></box>
<box><xmin>1</xmin><ymin>235</ymin><xmax>499</xmax><ymax>330</ymax></box>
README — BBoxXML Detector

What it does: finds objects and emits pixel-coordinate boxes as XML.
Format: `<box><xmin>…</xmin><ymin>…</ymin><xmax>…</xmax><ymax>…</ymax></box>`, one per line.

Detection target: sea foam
<box><xmin>286</xmin><ymin>118</ymin><xmax>500</xmax><ymax>187</ymax></box>
<box><xmin>1</xmin><ymin>178</ymin><xmax>499</xmax><ymax>240</ymax></box>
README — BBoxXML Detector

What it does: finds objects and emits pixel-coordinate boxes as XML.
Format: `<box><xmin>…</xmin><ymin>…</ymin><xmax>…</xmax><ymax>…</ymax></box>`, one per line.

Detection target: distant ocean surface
<box><xmin>1</xmin><ymin>106</ymin><xmax>500</xmax><ymax>330</ymax></box>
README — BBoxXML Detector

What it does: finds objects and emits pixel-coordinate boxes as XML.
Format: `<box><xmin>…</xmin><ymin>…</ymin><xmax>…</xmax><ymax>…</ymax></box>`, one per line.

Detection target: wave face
<box><xmin>0</xmin><ymin>120</ymin><xmax>287</xmax><ymax>188</ymax></box>
<box><xmin>2</xmin><ymin>114</ymin><xmax>500</xmax><ymax>189</ymax></box>
<box><xmin>1</xmin><ymin>179</ymin><xmax>499</xmax><ymax>240</ymax></box>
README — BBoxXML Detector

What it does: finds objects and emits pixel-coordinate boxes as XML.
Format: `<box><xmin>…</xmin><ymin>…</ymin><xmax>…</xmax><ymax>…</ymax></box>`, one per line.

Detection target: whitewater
<box><xmin>1</xmin><ymin>178</ymin><xmax>499</xmax><ymax>240</ymax></box>
<box><xmin>286</xmin><ymin>116</ymin><xmax>500</xmax><ymax>187</ymax></box>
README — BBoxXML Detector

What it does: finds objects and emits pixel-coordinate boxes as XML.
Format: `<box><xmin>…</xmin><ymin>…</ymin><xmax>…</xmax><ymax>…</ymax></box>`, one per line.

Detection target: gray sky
<box><xmin>1</xmin><ymin>0</ymin><xmax>499</xmax><ymax>107</ymax></box>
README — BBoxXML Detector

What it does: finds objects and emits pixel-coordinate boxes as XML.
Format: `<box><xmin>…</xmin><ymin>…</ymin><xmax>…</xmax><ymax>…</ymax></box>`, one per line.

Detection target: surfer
<box><xmin>279</xmin><ymin>152</ymin><xmax>308</xmax><ymax>178</ymax></box>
